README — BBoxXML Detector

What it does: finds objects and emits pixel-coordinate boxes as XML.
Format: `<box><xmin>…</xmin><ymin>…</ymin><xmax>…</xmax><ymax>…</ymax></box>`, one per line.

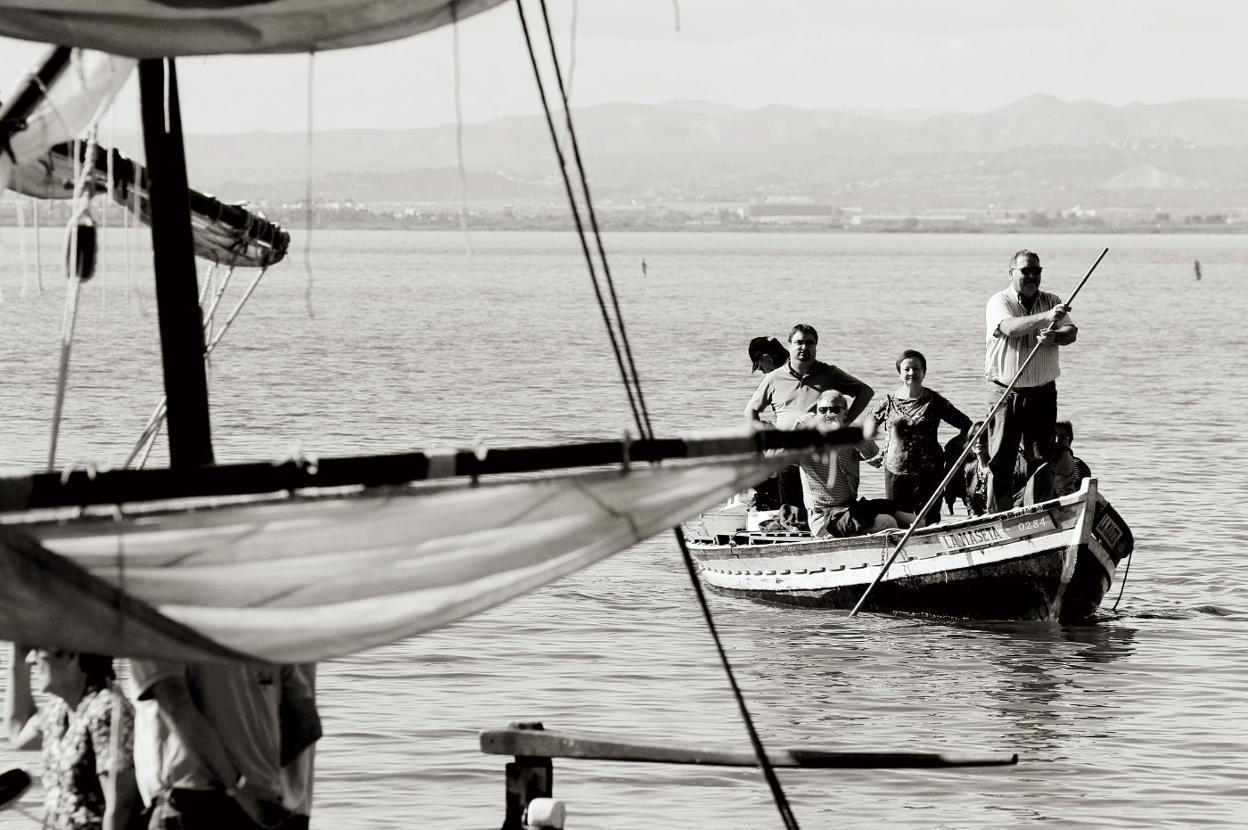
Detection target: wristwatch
<box><xmin>224</xmin><ymin>773</ymin><xmax>247</xmax><ymax>799</ymax></box>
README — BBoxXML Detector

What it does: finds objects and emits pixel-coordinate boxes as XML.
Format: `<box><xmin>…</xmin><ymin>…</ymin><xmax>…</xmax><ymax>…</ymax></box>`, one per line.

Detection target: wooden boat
<box><xmin>684</xmin><ymin>477</ymin><xmax>1134</xmax><ymax>622</ymax></box>
<box><xmin>0</xmin><ymin>5</ymin><xmax>1023</xmax><ymax>824</ymax></box>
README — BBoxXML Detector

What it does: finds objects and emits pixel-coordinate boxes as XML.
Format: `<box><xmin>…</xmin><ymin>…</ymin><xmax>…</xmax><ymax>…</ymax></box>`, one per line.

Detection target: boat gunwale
<box><xmin>685</xmin><ymin>477</ymin><xmax>1097</xmax><ymax>558</ymax></box>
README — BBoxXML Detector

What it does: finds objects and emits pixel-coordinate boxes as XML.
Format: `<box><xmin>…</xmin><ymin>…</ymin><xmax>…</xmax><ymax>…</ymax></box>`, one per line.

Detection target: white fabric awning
<box><xmin>0</xmin><ymin>0</ymin><xmax>510</xmax><ymax>58</ymax></box>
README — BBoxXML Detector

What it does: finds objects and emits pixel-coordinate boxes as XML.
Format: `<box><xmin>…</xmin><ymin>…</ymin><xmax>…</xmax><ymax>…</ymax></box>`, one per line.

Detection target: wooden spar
<box><xmin>480</xmin><ymin>724</ymin><xmax>1019</xmax><ymax>769</ymax></box>
<box><xmin>0</xmin><ymin>428</ymin><xmax>861</xmax><ymax>512</ymax></box>
<box><xmin>0</xmin><ymin>46</ymin><xmax>72</xmax><ymax>131</ymax></box>
<box><xmin>49</xmin><ymin>141</ymin><xmax>290</xmax><ymax>256</ymax></box>
<box><xmin>138</xmin><ymin>59</ymin><xmax>214</xmax><ymax>467</ymax></box>
<box><xmin>483</xmin><ymin>723</ymin><xmax>1015</xmax><ymax>830</ymax></box>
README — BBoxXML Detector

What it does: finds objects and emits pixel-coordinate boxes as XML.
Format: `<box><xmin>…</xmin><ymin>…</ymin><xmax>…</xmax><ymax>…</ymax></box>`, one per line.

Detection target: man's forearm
<box><xmin>4</xmin><ymin>644</ymin><xmax>36</xmax><ymax>747</ymax></box>
<box><xmin>997</xmin><ymin>312</ymin><xmax>1051</xmax><ymax>338</ymax></box>
<box><xmin>845</xmin><ymin>384</ymin><xmax>874</xmax><ymax>423</ymax></box>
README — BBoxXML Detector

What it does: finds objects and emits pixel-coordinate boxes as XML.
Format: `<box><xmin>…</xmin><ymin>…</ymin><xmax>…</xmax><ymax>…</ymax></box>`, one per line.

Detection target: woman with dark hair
<box><xmin>871</xmin><ymin>349</ymin><xmax>972</xmax><ymax>525</ymax></box>
<box><xmin>4</xmin><ymin>644</ymin><xmax>139</xmax><ymax>830</ymax></box>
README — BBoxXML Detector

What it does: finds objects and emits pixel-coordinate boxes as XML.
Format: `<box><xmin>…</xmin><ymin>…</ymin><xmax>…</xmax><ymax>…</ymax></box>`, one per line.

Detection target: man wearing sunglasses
<box><xmin>795</xmin><ymin>391</ymin><xmax>914</xmax><ymax>537</ymax></box>
<box><xmin>984</xmin><ymin>249</ymin><xmax>1078</xmax><ymax>512</ymax></box>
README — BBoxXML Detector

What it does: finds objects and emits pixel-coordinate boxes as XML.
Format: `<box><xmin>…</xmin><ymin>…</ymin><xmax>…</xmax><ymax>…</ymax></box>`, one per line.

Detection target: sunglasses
<box><xmin>1014</xmin><ymin>266</ymin><xmax>1042</xmax><ymax>277</ymax></box>
<box><xmin>817</xmin><ymin>405</ymin><xmax>847</xmax><ymax>414</ymax></box>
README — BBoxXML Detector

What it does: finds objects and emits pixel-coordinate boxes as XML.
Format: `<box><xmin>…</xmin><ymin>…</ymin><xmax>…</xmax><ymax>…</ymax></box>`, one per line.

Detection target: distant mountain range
<box><xmin>173</xmin><ymin>96</ymin><xmax>1248</xmax><ymax>212</ymax></box>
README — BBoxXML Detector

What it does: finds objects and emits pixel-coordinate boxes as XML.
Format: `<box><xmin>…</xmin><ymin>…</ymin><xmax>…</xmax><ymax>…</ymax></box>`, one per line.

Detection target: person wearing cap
<box><xmin>984</xmin><ymin>249</ymin><xmax>1077</xmax><ymax>512</ymax></box>
<box><xmin>748</xmin><ymin>337</ymin><xmax>789</xmax><ymax>376</ymax></box>
<box><xmin>746</xmin><ymin>336</ymin><xmax>797</xmax><ymax>514</ymax></box>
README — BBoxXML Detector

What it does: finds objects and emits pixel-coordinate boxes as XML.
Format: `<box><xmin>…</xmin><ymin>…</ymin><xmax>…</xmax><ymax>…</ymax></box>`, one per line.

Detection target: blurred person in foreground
<box><xmin>130</xmin><ymin>657</ymin><xmax>314</xmax><ymax>830</ymax></box>
<box><xmin>4</xmin><ymin>643</ymin><xmax>139</xmax><ymax>830</ymax></box>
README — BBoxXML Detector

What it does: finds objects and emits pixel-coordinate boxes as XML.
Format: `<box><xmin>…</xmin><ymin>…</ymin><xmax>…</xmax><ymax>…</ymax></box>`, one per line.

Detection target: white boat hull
<box><xmin>684</xmin><ymin>479</ymin><xmax>1134</xmax><ymax>622</ymax></box>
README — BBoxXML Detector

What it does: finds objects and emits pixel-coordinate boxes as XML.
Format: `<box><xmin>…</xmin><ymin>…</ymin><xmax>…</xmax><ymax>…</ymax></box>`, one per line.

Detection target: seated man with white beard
<box><xmin>795</xmin><ymin>390</ymin><xmax>916</xmax><ymax>537</ymax></box>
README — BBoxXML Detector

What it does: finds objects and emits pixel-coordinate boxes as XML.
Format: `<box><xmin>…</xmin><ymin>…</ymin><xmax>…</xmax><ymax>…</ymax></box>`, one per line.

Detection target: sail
<box><xmin>0</xmin><ymin>1</ymin><xmax>510</xmax><ymax>58</ymax></box>
<box><xmin>0</xmin><ymin>49</ymin><xmax>134</xmax><ymax>189</ymax></box>
<box><xmin>0</xmin><ymin>456</ymin><xmax>782</xmax><ymax>663</ymax></box>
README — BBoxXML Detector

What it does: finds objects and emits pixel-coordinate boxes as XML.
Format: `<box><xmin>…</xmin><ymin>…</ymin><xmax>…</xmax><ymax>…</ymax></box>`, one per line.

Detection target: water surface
<box><xmin>0</xmin><ymin>230</ymin><xmax>1245</xmax><ymax>828</ymax></box>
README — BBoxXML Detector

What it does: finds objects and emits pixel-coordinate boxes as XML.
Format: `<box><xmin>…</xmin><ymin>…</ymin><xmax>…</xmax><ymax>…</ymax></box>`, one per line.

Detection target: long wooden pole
<box><xmin>849</xmin><ymin>247</ymin><xmax>1109</xmax><ymax>617</ymax></box>
<box><xmin>480</xmin><ymin>726</ymin><xmax>1017</xmax><ymax>768</ymax></box>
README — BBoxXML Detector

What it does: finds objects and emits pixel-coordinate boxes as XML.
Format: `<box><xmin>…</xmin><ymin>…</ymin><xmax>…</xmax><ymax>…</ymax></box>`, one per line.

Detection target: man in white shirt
<box><xmin>983</xmin><ymin>249</ymin><xmax>1078</xmax><ymax>512</ymax></box>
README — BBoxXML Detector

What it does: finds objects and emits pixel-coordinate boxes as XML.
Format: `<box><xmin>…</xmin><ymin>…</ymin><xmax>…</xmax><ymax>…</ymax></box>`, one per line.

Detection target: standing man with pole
<box><xmin>984</xmin><ymin>249</ymin><xmax>1078</xmax><ymax>512</ymax></box>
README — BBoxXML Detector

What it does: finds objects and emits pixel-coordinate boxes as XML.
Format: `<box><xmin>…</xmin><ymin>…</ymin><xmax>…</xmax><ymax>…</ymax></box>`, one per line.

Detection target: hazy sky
<box><xmin>2</xmin><ymin>0</ymin><xmax>1248</xmax><ymax>133</ymax></box>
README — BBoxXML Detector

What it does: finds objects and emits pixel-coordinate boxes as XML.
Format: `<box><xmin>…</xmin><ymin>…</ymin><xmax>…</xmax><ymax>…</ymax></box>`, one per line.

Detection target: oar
<box><xmin>849</xmin><ymin>247</ymin><xmax>1109</xmax><ymax>617</ymax></box>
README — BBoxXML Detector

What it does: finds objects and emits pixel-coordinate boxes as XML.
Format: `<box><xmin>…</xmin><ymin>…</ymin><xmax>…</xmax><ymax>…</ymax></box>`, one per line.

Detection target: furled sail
<box><xmin>11</xmin><ymin>142</ymin><xmax>290</xmax><ymax>268</ymax></box>
<box><xmin>0</xmin><ymin>48</ymin><xmax>132</xmax><ymax>188</ymax></box>
<box><xmin>1</xmin><ymin>47</ymin><xmax>288</xmax><ymax>268</ymax></box>
<box><xmin>0</xmin><ymin>0</ymin><xmax>510</xmax><ymax>58</ymax></box>
<box><xmin>0</xmin><ymin>455</ymin><xmax>783</xmax><ymax>663</ymax></box>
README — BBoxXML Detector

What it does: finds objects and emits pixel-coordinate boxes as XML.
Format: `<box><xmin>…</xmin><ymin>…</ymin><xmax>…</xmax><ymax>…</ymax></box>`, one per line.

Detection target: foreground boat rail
<box><xmin>0</xmin><ymin>428</ymin><xmax>862</xmax><ymax>513</ymax></box>
<box><xmin>481</xmin><ymin>722</ymin><xmax>1017</xmax><ymax>829</ymax></box>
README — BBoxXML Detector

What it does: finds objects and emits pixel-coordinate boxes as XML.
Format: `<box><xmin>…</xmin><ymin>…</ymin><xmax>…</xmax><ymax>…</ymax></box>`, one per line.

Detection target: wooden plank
<box><xmin>479</xmin><ymin>727</ymin><xmax>1017</xmax><ymax>769</ymax></box>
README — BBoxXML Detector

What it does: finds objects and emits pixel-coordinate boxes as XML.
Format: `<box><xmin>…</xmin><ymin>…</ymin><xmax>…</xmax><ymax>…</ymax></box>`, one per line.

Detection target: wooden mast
<box><xmin>137</xmin><ymin>59</ymin><xmax>214</xmax><ymax>467</ymax></box>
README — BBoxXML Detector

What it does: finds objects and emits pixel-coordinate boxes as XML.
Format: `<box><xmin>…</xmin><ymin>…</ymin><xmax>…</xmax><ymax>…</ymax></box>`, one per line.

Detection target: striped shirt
<box><xmin>797</xmin><ymin>438</ymin><xmax>879</xmax><ymax>512</ymax></box>
<box><xmin>984</xmin><ymin>288</ymin><xmax>1074</xmax><ymax>387</ymax></box>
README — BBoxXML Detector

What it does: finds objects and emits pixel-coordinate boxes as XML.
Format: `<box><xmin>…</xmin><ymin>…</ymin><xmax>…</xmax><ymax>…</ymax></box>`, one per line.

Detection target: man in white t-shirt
<box><xmin>984</xmin><ymin>249</ymin><xmax>1078</xmax><ymax>512</ymax></box>
<box><xmin>130</xmin><ymin>659</ymin><xmax>310</xmax><ymax>829</ymax></box>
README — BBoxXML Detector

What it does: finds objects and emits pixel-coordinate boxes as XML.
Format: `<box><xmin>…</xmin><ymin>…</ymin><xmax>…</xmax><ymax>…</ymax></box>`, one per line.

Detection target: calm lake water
<box><xmin>1</xmin><ymin>229</ymin><xmax>1246</xmax><ymax>828</ymax></box>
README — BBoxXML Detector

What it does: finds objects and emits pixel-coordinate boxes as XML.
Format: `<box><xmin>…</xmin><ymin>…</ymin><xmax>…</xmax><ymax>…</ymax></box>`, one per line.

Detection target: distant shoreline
<box><xmin>2</xmin><ymin>219</ymin><xmax>1242</xmax><ymax>234</ymax></box>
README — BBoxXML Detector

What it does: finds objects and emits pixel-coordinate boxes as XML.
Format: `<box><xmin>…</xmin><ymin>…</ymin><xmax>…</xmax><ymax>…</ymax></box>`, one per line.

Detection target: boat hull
<box><xmin>685</xmin><ymin>479</ymin><xmax>1133</xmax><ymax>622</ymax></box>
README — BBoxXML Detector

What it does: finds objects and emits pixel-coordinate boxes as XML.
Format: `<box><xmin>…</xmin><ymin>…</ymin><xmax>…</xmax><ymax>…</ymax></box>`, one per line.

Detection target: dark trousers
<box><xmin>777</xmin><ymin>464</ymin><xmax>807</xmax><ymax>525</ymax></box>
<box><xmin>884</xmin><ymin>469</ymin><xmax>942</xmax><ymax>526</ymax></box>
<box><xmin>986</xmin><ymin>380</ymin><xmax>1057</xmax><ymax>513</ymax></box>
<box><xmin>149</xmin><ymin>789</ymin><xmax>283</xmax><ymax>830</ymax></box>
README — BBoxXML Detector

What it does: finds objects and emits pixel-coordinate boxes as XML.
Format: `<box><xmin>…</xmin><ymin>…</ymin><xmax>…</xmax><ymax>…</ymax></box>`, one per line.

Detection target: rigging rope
<box><xmin>514</xmin><ymin>0</ymin><xmax>647</xmax><ymax>440</ymax></box>
<box><xmin>674</xmin><ymin>529</ymin><xmax>802</xmax><ymax>830</ymax></box>
<box><xmin>516</xmin><ymin>1</ymin><xmax>797</xmax><ymax>824</ymax></box>
<box><xmin>1111</xmin><ymin>550</ymin><xmax>1132</xmax><ymax>613</ymax></box>
<box><xmin>124</xmin><ymin>261</ymin><xmax>263</xmax><ymax>469</ymax></box>
<box><xmin>32</xmin><ymin>193</ymin><xmax>44</xmax><ymax>293</ymax></box>
<box><xmin>16</xmin><ymin>197</ymin><xmax>30</xmax><ymax>297</ymax></box>
<box><xmin>451</xmin><ymin>1</ymin><xmax>474</xmax><ymax>256</ymax></box>
<box><xmin>535</xmin><ymin>0</ymin><xmax>654</xmax><ymax>440</ymax></box>
<box><xmin>302</xmin><ymin>51</ymin><xmax>317</xmax><ymax>318</ymax></box>
<box><xmin>48</xmin><ymin>132</ymin><xmax>100</xmax><ymax>470</ymax></box>
<box><xmin>566</xmin><ymin>0</ymin><xmax>578</xmax><ymax>98</ymax></box>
